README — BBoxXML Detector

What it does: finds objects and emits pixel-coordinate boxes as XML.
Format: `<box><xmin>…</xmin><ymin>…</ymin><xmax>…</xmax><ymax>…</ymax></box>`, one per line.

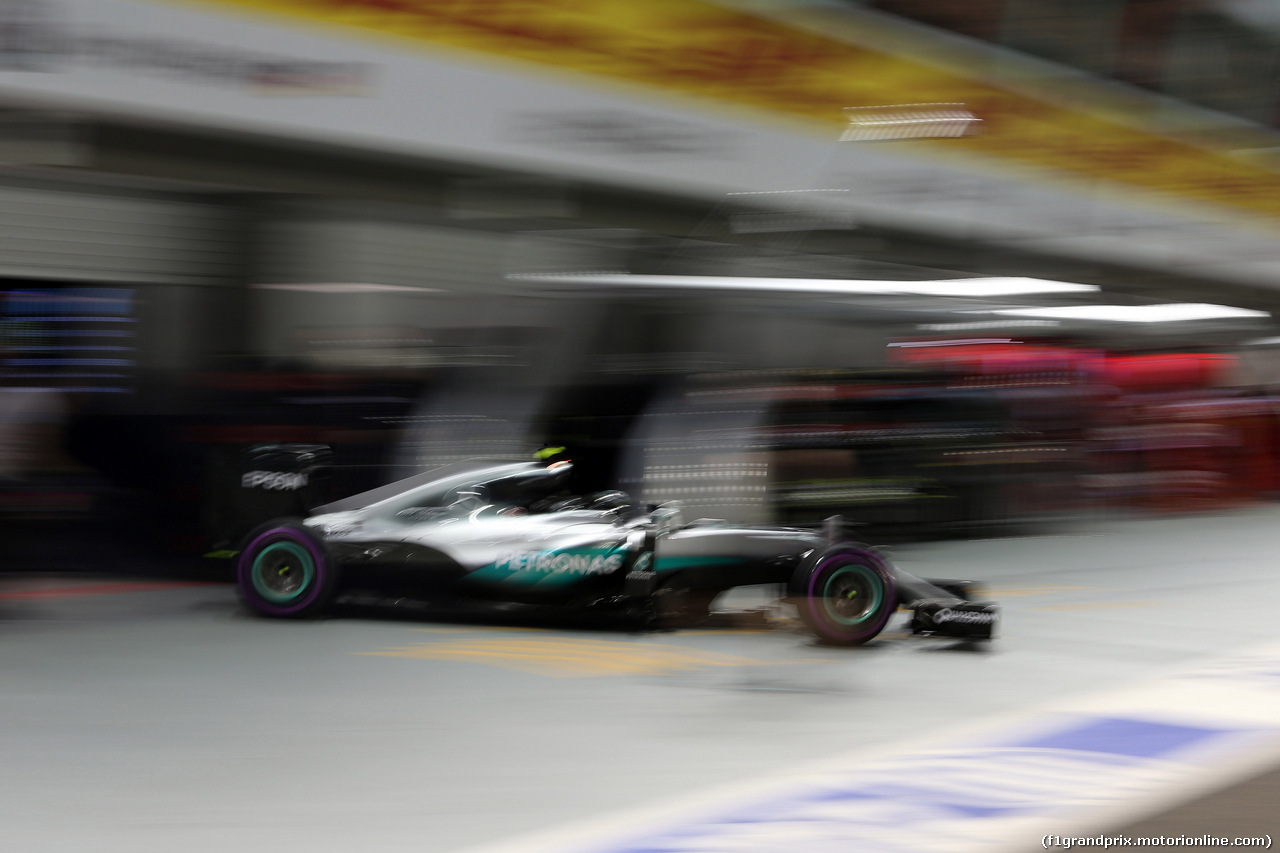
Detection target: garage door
<box><xmin>0</xmin><ymin>181</ymin><xmax>238</xmax><ymax>285</ymax></box>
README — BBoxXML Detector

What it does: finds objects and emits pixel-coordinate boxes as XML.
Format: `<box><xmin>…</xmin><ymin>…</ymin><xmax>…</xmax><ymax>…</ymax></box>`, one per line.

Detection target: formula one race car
<box><xmin>233</xmin><ymin>452</ymin><xmax>998</xmax><ymax>645</ymax></box>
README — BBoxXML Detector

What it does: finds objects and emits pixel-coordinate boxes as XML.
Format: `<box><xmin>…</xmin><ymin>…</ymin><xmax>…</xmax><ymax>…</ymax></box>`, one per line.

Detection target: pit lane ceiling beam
<box><xmin>28</xmin><ymin>113</ymin><xmax>1280</xmax><ymax>346</ymax></box>
<box><xmin>61</xmin><ymin>112</ymin><xmax>1280</xmax><ymax>313</ymax></box>
<box><xmin>81</xmin><ymin>118</ymin><xmax>1278</xmax><ymax>312</ymax></box>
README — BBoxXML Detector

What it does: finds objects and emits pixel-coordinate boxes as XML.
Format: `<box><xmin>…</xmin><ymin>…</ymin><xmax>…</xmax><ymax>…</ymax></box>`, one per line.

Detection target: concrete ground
<box><xmin>3</xmin><ymin>505</ymin><xmax>1280</xmax><ymax>852</ymax></box>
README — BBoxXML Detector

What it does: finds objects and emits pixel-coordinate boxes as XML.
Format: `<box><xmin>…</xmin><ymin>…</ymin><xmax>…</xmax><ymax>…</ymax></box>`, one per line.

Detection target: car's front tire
<box><xmin>237</xmin><ymin>520</ymin><xmax>337</xmax><ymax>618</ymax></box>
<box><xmin>792</xmin><ymin>545</ymin><xmax>896</xmax><ymax>645</ymax></box>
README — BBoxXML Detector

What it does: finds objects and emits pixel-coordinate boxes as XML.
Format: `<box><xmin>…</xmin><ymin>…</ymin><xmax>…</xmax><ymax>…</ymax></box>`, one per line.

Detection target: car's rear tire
<box><xmin>792</xmin><ymin>545</ymin><xmax>896</xmax><ymax>646</ymax></box>
<box><xmin>237</xmin><ymin>520</ymin><xmax>337</xmax><ymax>618</ymax></box>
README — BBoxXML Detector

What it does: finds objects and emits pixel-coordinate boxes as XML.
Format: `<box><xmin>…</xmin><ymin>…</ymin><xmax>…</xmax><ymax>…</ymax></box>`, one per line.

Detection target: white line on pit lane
<box><xmin>449</xmin><ymin>641</ymin><xmax>1280</xmax><ymax>853</ymax></box>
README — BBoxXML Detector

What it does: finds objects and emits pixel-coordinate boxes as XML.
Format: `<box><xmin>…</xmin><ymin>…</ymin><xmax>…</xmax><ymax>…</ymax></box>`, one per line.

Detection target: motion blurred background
<box><xmin>6</xmin><ymin>0</ymin><xmax>1280</xmax><ymax>572</ymax></box>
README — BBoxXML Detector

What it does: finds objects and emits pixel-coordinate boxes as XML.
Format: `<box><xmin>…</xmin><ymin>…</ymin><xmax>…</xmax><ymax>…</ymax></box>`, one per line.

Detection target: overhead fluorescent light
<box><xmin>840</xmin><ymin>103</ymin><xmax>980</xmax><ymax>142</ymax></box>
<box><xmin>253</xmin><ymin>283</ymin><xmax>442</xmax><ymax>294</ymax></box>
<box><xmin>889</xmin><ymin>338</ymin><xmax>1018</xmax><ymax>348</ymax></box>
<box><xmin>904</xmin><ymin>278</ymin><xmax>1095</xmax><ymax>297</ymax></box>
<box><xmin>919</xmin><ymin>320</ymin><xmax>1061</xmax><ymax>331</ymax></box>
<box><xmin>983</xmin><ymin>303</ymin><xmax>1268</xmax><ymax>323</ymax></box>
<box><xmin>506</xmin><ymin>273</ymin><xmax>1097</xmax><ymax>297</ymax></box>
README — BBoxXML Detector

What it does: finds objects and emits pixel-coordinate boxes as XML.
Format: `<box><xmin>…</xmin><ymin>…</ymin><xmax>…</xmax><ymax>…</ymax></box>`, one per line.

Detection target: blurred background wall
<box><xmin>5</xmin><ymin>0</ymin><xmax>1280</xmax><ymax>565</ymax></box>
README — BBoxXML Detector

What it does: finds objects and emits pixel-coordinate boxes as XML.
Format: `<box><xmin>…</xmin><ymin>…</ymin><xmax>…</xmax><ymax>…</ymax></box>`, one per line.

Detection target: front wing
<box><xmin>909</xmin><ymin>598</ymin><xmax>1000</xmax><ymax>639</ymax></box>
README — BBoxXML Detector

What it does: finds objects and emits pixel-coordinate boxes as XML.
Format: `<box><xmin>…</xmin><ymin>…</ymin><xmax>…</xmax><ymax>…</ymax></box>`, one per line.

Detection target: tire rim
<box><xmin>821</xmin><ymin>564</ymin><xmax>882</xmax><ymax>626</ymax></box>
<box><xmin>251</xmin><ymin>541</ymin><xmax>315</xmax><ymax>604</ymax></box>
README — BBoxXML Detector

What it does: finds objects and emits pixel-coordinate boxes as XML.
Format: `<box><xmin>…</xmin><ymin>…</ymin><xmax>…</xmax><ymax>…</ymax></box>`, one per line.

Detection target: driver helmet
<box><xmin>535</xmin><ymin>445</ymin><xmax>571</xmax><ymax>468</ymax></box>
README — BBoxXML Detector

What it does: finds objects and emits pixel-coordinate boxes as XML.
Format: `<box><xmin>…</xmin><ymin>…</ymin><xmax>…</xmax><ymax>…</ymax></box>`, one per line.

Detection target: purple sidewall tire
<box><xmin>237</xmin><ymin>522</ymin><xmax>331</xmax><ymax>618</ymax></box>
<box><xmin>795</xmin><ymin>547</ymin><xmax>896</xmax><ymax>646</ymax></box>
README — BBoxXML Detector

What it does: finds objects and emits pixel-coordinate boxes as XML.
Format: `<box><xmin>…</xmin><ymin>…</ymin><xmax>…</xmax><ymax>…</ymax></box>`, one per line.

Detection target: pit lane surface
<box><xmin>3</xmin><ymin>505</ymin><xmax>1280</xmax><ymax>852</ymax></box>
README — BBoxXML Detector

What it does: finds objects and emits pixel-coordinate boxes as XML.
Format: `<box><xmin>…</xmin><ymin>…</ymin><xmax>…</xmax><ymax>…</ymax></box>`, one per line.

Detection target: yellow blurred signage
<box><xmin>176</xmin><ymin>0</ymin><xmax>1280</xmax><ymax>219</ymax></box>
